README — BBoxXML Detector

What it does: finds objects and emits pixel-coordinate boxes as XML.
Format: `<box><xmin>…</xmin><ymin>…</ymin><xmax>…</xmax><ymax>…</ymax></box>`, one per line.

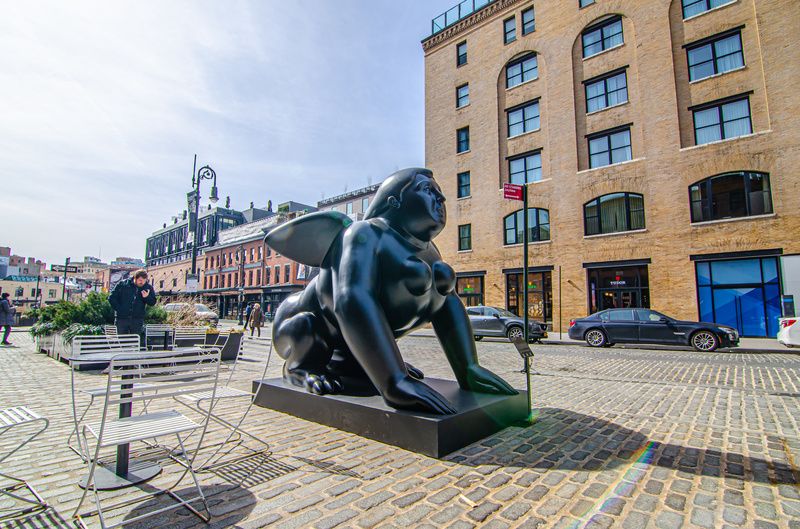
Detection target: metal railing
<box><xmin>430</xmin><ymin>0</ymin><xmax>496</xmax><ymax>37</ymax></box>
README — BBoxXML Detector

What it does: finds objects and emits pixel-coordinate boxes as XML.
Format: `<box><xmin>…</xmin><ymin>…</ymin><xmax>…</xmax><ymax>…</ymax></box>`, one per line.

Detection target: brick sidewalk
<box><xmin>0</xmin><ymin>332</ymin><xmax>798</xmax><ymax>528</ymax></box>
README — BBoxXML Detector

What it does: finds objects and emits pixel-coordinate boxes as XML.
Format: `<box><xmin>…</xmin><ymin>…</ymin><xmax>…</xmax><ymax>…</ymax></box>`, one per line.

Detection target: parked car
<box><xmin>568</xmin><ymin>308</ymin><xmax>739</xmax><ymax>351</ymax></box>
<box><xmin>466</xmin><ymin>306</ymin><xmax>548</xmax><ymax>343</ymax></box>
<box><xmin>163</xmin><ymin>302</ymin><xmax>219</xmax><ymax>327</ymax></box>
<box><xmin>778</xmin><ymin>317</ymin><xmax>800</xmax><ymax>347</ymax></box>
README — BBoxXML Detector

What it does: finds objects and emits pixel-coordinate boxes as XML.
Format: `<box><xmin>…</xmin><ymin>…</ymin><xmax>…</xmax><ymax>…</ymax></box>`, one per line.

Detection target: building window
<box><xmin>258</xmin><ymin>246</ymin><xmax>262</xmax><ymax>260</ymax></box>
<box><xmin>457</xmin><ymin>276</ymin><xmax>484</xmax><ymax>306</ymax></box>
<box><xmin>284</xmin><ymin>264</ymin><xmax>291</xmax><ymax>283</ymax></box>
<box><xmin>456</xmin><ymin>84</ymin><xmax>469</xmax><ymax>108</ymax></box>
<box><xmin>521</xmin><ymin>7</ymin><xmax>535</xmax><ymax>35</ymax></box>
<box><xmin>588</xmin><ymin>127</ymin><xmax>632</xmax><ymax>168</ymax></box>
<box><xmin>588</xmin><ymin>265</ymin><xmax>649</xmax><ymax>313</ymax></box>
<box><xmin>203</xmin><ymin>276</ymin><xmax>208</xmax><ymax>289</ymax></box>
<box><xmin>457</xmin><ymin>127</ymin><xmax>470</xmax><ymax>153</ymax></box>
<box><xmin>159</xmin><ymin>280</ymin><xmax>164</xmax><ymax>288</ymax></box>
<box><xmin>458</xmin><ymin>224</ymin><xmax>472</xmax><ymax>251</ymax></box>
<box><xmin>696</xmin><ymin>256</ymin><xmax>781</xmax><ymax>337</ymax></box>
<box><xmin>457</xmin><ymin>171</ymin><xmax>471</xmax><ymax>198</ymax></box>
<box><xmin>689</xmin><ymin>171</ymin><xmax>772</xmax><ymax>223</ymax></box>
<box><xmin>361</xmin><ymin>197</ymin><xmax>369</xmax><ymax>211</ymax></box>
<box><xmin>507</xmin><ymin>100</ymin><xmax>540</xmax><ymax>137</ymax></box>
<box><xmin>687</xmin><ymin>31</ymin><xmax>744</xmax><ymax>82</ymax></box>
<box><xmin>682</xmin><ymin>0</ymin><xmax>735</xmax><ymax>19</ymax></box>
<box><xmin>257</xmin><ymin>269</ymin><xmax>261</xmax><ymax>285</ymax></box>
<box><xmin>585</xmin><ymin>70</ymin><xmax>628</xmax><ymax>113</ymax></box>
<box><xmin>456</xmin><ymin>41</ymin><xmax>467</xmax><ymax>66</ymax></box>
<box><xmin>48</xmin><ymin>289</ymin><xmax>55</xmax><ymax>298</ymax></box>
<box><xmin>274</xmin><ymin>266</ymin><xmax>280</xmax><ymax>284</ymax></box>
<box><xmin>503</xmin><ymin>17</ymin><xmax>516</xmax><ymax>44</ymax></box>
<box><xmin>582</xmin><ymin>16</ymin><xmax>623</xmax><ymax>58</ymax></box>
<box><xmin>509</xmin><ymin>151</ymin><xmax>542</xmax><ymax>184</ymax></box>
<box><xmin>584</xmin><ymin>192</ymin><xmax>645</xmax><ymax>236</ymax></box>
<box><xmin>172</xmin><ymin>278</ymin><xmax>177</xmax><ymax>287</ymax></box>
<box><xmin>507</xmin><ymin>271</ymin><xmax>552</xmax><ymax>322</ymax></box>
<box><xmin>346</xmin><ymin>202</ymin><xmax>353</xmax><ymax>215</ymax></box>
<box><xmin>504</xmin><ymin>208</ymin><xmax>550</xmax><ymax>244</ymax></box>
<box><xmin>248</xmin><ymin>270</ymin><xmax>253</xmax><ymax>286</ymax></box>
<box><xmin>580</xmin><ymin>0</ymin><xmax>595</xmax><ymax>7</ymax></box>
<box><xmin>506</xmin><ymin>54</ymin><xmax>538</xmax><ymax>88</ymax></box>
<box><xmin>265</xmin><ymin>268</ymin><xmax>270</xmax><ymax>284</ymax></box>
<box><xmin>693</xmin><ymin>96</ymin><xmax>751</xmax><ymax>145</ymax></box>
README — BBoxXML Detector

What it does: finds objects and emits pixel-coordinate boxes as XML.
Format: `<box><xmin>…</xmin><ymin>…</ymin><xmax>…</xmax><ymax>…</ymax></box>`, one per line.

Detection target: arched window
<box><xmin>503</xmin><ymin>208</ymin><xmax>550</xmax><ymax>245</ymax></box>
<box><xmin>689</xmin><ymin>171</ymin><xmax>772</xmax><ymax>223</ymax></box>
<box><xmin>584</xmin><ymin>193</ymin><xmax>644</xmax><ymax>236</ymax></box>
<box><xmin>505</xmin><ymin>53</ymin><xmax>538</xmax><ymax>89</ymax></box>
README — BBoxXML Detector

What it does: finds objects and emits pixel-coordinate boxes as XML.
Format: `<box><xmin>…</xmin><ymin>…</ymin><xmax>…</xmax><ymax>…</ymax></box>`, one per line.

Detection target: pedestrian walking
<box><xmin>247</xmin><ymin>303</ymin><xmax>264</xmax><ymax>337</ymax></box>
<box><xmin>243</xmin><ymin>302</ymin><xmax>253</xmax><ymax>330</ymax></box>
<box><xmin>0</xmin><ymin>293</ymin><xmax>16</xmax><ymax>346</ymax></box>
<box><xmin>108</xmin><ymin>269</ymin><xmax>157</xmax><ymax>344</ymax></box>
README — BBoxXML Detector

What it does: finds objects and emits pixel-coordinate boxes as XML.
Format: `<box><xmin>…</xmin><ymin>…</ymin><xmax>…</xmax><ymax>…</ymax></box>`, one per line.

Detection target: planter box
<box><xmin>207</xmin><ymin>332</ymin><xmax>243</xmax><ymax>361</ymax></box>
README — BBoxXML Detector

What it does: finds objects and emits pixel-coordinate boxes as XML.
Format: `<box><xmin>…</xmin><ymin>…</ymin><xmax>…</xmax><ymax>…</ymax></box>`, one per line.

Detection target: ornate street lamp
<box><xmin>189</xmin><ymin>163</ymin><xmax>218</xmax><ymax>280</ymax></box>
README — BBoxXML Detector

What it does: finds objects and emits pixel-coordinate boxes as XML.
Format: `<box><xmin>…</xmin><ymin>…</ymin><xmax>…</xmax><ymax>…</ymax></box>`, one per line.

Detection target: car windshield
<box><xmin>195</xmin><ymin>304</ymin><xmax>212</xmax><ymax>312</ymax></box>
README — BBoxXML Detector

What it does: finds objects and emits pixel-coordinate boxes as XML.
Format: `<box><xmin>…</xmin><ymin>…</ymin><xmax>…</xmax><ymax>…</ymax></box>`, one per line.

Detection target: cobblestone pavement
<box><xmin>1</xmin><ymin>329</ymin><xmax>799</xmax><ymax>529</ymax></box>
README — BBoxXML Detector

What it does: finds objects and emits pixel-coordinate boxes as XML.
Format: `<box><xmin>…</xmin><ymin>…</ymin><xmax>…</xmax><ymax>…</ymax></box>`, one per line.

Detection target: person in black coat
<box><xmin>0</xmin><ymin>293</ymin><xmax>15</xmax><ymax>346</ymax></box>
<box><xmin>109</xmin><ymin>269</ymin><xmax>156</xmax><ymax>340</ymax></box>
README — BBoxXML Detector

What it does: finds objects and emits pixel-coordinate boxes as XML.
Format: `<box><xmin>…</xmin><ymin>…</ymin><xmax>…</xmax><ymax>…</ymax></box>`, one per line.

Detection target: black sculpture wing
<box><xmin>264</xmin><ymin>211</ymin><xmax>353</xmax><ymax>267</ymax></box>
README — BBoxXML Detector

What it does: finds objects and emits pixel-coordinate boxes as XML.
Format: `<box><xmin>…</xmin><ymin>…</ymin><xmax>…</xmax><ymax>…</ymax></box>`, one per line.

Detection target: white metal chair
<box><xmin>173</xmin><ymin>336</ymin><xmax>273</xmax><ymax>470</ymax></box>
<box><xmin>72</xmin><ymin>349</ymin><xmax>221</xmax><ymax>529</ymax></box>
<box><xmin>102</xmin><ymin>325</ymin><xmax>117</xmax><ymax>336</ymax></box>
<box><xmin>173</xmin><ymin>326</ymin><xmax>208</xmax><ymax>348</ymax></box>
<box><xmin>0</xmin><ymin>406</ymin><xmax>50</xmax><ymax>521</ymax></box>
<box><xmin>67</xmin><ymin>335</ymin><xmax>143</xmax><ymax>460</ymax></box>
<box><xmin>144</xmin><ymin>324</ymin><xmax>174</xmax><ymax>350</ymax></box>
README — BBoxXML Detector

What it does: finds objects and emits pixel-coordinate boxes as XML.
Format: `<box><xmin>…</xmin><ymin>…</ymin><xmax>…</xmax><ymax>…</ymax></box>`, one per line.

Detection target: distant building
<box><xmin>110</xmin><ymin>257</ymin><xmax>145</xmax><ymax>267</ymax></box>
<box><xmin>0</xmin><ymin>276</ymin><xmax>64</xmax><ymax>312</ymax></box>
<box><xmin>0</xmin><ymin>247</ymin><xmax>46</xmax><ymax>278</ymax></box>
<box><xmin>200</xmin><ymin>201</ymin><xmax>317</xmax><ymax>318</ymax></box>
<box><xmin>70</xmin><ymin>256</ymin><xmax>109</xmax><ymax>275</ymax></box>
<box><xmin>317</xmin><ymin>182</ymin><xmax>381</xmax><ymax>222</ymax></box>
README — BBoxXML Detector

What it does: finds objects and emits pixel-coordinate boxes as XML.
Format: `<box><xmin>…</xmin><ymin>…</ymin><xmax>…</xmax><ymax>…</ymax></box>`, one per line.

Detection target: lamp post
<box><xmin>189</xmin><ymin>159</ymin><xmax>219</xmax><ymax>280</ymax></box>
<box><xmin>236</xmin><ymin>244</ymin><xmax>245</xmax><ymax>325</ymax></box>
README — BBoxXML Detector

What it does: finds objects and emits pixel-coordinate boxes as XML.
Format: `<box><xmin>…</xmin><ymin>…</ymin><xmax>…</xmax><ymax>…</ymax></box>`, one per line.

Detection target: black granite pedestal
<box><xmin>252</xmin><ymin>377</ymin><xmax>528</xmax><ymax>458</ymax></box>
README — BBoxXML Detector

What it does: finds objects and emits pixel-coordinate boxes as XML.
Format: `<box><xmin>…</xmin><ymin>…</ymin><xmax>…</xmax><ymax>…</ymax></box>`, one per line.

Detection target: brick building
<box><xmin>201</xmin><ymin>202</ymin><xmax>316</xmax><ymax>319</ymax></box>
<box><xmin>423</xmin><ymin>0</ymin><xmax>800</xmax><ymax>337</ymax></box>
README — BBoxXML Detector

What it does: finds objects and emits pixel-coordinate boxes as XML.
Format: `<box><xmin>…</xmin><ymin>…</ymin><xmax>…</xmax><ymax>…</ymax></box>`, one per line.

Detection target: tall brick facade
<box><xmin>423</xmin><ymin>0</ymin><xmax>800</xmax><ymax>337</ymax></box>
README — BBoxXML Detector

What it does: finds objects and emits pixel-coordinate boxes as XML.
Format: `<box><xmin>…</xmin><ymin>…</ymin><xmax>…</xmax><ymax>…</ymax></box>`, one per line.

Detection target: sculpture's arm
<box><xmin>332</xmin><ymin>223</ymin><xmax>455</xmax><ymax>414</ymax></box>
<box><xmin>432</xmin><ymin>294</ymin><xmax>518</xmax><ymax>395</ymax></box>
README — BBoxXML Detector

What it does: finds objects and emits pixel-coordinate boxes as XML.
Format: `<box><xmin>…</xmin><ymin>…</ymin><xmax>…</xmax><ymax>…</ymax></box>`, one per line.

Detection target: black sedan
<box><xmin>466</xmin><ymin>306</ymin><xmax>548</xmax><ymax>343</ymax></box>
<box><xmin>568</xmin><ymin>308</ymin><xmax>739</xmax><ymax>351</ymax></box>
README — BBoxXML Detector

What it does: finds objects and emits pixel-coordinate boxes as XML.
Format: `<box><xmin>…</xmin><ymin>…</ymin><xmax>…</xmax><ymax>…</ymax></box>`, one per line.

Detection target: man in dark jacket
<box><xmin>109</xmin><ymin>269</ymin><xmax>156</xmax><ymax>340</ymax></box>
<box><xmin>0</xmin><ymin>293</ymin><xmax>15</xmax><ymax>345</ymax></box>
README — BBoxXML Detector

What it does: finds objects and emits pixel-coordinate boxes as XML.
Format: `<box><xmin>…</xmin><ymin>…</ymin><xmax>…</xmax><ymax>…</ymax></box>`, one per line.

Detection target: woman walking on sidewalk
<box><xmin>247</xmin><ymin>303</ymin><xmax>264</xmax><ymax>337</ymax></box>
<box><xmin>0</xmin><ymin>292</ymin><xmax>16</xmax><ymax>346</ymax></box>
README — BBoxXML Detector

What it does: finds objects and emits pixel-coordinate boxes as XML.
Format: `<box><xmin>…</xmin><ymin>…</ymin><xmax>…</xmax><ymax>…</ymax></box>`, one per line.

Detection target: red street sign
<box><xmin>503</xmin><ymin>183</ymin><xmax>524</xmax><ymax>201</ymax></box>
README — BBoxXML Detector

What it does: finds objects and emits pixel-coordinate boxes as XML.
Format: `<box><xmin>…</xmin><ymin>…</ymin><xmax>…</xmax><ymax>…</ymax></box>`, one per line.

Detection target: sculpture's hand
<box><xmin>384</xmin><ymin>376</ymin><xmax>457</xmax><ymax>415</ymax></box>
<box><xmin>405</xmin><ymin>362</ymin><xmax>424</xmax><ymax>380</ymax></box>
<box><xmin>462</xmin><ymin>365</ymin><xmax>518</xmax><ymax>395</ymax></box>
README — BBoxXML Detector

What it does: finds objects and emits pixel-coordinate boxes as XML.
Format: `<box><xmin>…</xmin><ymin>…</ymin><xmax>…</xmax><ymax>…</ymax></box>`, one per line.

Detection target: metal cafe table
<box><xmin>67</xmin><ymin>348</ymin><xmax>207</xmax><ymax>490</ymax></box>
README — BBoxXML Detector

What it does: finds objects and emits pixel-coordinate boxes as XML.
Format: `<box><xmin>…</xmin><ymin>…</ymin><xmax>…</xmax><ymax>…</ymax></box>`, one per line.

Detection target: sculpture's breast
<box><xmin>402</xmin><ymin>256</ymin><xmax>432</xmax><ymax>296</ymax></box>
<box><xmin>432</xmin><ymin>261</ymin><xmax>456</xmax><ymax>296</ymax></box>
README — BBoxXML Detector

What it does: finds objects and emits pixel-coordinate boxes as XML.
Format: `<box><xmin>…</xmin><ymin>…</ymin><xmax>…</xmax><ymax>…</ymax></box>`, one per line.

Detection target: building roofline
<box><xmin>421</xmin><ymin>0</ymin><xmax>523</xmax><ymax>53</ymax></box>
<box><xmin>318</xmin><ymin>182</ymin><xmax>381</xmax><ymax>208</ymax></box>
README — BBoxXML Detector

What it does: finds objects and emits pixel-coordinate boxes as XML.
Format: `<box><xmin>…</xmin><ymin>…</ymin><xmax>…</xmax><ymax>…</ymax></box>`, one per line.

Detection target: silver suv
<box><xmin>466</xmin><ymin>306</ymin><xmax>548</xmax><ymax>343</ymax></box>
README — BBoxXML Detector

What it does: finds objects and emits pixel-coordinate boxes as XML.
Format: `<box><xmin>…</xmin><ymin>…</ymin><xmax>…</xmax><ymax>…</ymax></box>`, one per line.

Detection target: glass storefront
<box><xmin>588</xmin><ymin>265</ymin><xmax>650</xmax><ymax>313</ymax></box>
<box><xmin>696</xmin><ymin>256</ymin><xmax>782</xmax><ymax>337</ymax></box>
<box><xmin>506</xmin><ymin>271</ymin><xmax>552</xmax><ymax>324</ymax></box>
<box><xmin>456</xmin><ymin>275</ymin><xmax>484</xmax><ymax>307</ymax></box>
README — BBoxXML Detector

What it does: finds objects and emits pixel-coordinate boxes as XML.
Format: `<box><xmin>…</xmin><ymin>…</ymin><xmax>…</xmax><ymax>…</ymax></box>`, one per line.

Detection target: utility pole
<box><xmin>61</xmin><ymin>257</ymin><xmax>70</xmax><ymax>301</ymax></box>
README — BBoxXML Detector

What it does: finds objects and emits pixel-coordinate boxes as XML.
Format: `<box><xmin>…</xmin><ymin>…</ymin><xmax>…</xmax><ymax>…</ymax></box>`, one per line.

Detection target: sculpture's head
<box><xmin>365</xmin><ymin>168</ymin><xmax>446</xmax><ymax>242</ymax></box>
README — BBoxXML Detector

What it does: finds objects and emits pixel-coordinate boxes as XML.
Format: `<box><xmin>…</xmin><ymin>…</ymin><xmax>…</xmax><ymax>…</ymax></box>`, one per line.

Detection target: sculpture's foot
<box><xmin>285</xmin><ymin>367</ymin><xmax>343</xmax><ymax>395</ymax></box>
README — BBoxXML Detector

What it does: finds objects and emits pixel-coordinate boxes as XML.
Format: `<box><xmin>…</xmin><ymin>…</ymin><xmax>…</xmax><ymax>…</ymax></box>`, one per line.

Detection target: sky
<box><xmin>0</xmin><ymin>0</ymin><xmax>456</xmax><ymax>265</ymax></box>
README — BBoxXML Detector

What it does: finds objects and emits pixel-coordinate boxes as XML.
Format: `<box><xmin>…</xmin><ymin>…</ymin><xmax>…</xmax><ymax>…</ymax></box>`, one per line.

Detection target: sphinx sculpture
<box><xmin>265</xmin><ymin>168</ymin><xmax>516</xmax><ymax>415</ymax></box>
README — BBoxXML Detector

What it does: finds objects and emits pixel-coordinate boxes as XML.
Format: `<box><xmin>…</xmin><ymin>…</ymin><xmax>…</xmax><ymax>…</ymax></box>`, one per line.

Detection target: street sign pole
<box><xmin>503</xmin><ymin>182</ymin><xmax>533</xmax><ymax>423</ymax></box>
<box><xmin>61</xmin><ymin>257</ymin><xmax>70</xmax><ymax>301</ymax></box>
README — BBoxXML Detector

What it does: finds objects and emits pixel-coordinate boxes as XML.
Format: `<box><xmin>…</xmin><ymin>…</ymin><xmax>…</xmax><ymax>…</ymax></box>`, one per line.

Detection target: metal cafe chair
<box><xmin>172</xmin><ymin>326</ymin><xmax>208</xmax><ymax>349</ymax></box>
<box><xmin>72</xmin><ymin>349</ymin><xmax>221</xmax><ymax>529</ymax></box>
<box><xmin>0</xmin><ymin>406</ymin><xmax>50</xmax><ymax>522</ymax></box>
<box><xmin>144</xmin><ymin>324</ymin><xmax>174</xmax><ymax>350</ymax></box>
<box><xmin>67</xmin><ymin>335</ymin><xmax>144</xmax><ymax>461</ymax></box>
<box><xmin>173</xmin><ymin>335</ymin><xmax>273</xmax><ymax>470</ymax></box>
<box><xmin>102</xmin><ymin>325</ymin><xmax>117</xmax><ymax>336</ymax></box>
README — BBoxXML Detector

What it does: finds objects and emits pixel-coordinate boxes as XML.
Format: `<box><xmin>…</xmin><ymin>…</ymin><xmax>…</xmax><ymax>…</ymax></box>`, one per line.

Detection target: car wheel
<box><xmin>506</xmin><ymin>326</ymin><xmax>524</xmax><ymax>341</ymax></box>
<box><xmin>474</xmin><ymin>336</ymin><xmax>483</xmax><ymax>341</ymax></box>
<box><xmin>585</xmin><ymin>329</ymin><xmax>607</xmax><ymax>347</ymax></box>
<box><xmin>691</xmin><ymin>330</ymin><xmax>718</xmax><ymax>352</ymax></box>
